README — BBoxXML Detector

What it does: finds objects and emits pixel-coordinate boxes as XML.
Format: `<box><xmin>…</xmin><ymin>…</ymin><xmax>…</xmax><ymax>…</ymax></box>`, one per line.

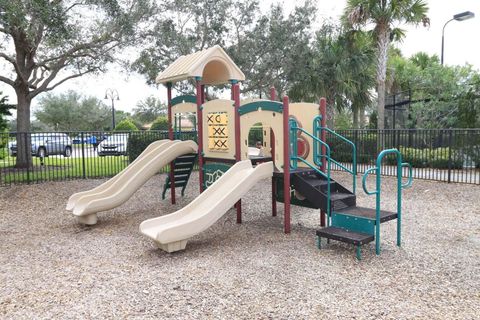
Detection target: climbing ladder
<box><xmin>162</xmin><ymin>153</ymin><xmax>198</xmax><ymax>200</ymax></box>
<box><xmin>288</xmin><ymin>117</ymin><xmax>413</xmax><ymax>259</ymax></box>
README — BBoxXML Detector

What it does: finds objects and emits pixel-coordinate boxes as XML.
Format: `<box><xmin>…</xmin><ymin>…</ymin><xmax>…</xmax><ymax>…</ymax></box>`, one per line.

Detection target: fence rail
<box><xmin>0</xmin><ymin>129</ymin><xmax>479</xmax><ymax>186</ymax></box>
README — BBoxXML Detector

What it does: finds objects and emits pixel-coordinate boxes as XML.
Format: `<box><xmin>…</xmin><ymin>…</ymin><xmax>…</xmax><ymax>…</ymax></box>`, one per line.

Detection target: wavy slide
<box><xmin>67</xmin><ymin>140</ymin><xmax>198</xmax><ymax>225</ymax></box>
<box><xmin>139</xmin><ymin>160</ymin><xmax>273</xmax><ymax>253</ymax></box>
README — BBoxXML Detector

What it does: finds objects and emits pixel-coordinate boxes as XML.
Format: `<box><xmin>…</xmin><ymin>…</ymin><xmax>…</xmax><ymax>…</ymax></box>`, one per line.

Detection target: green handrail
<box><xmin>361</xmin><ymin>148</ymin><xmax>413</xmax><ymax>255</ymax></box>
<box><xmin>313</xmin><ymin>116</ymin><xmax>357</xmax><ymax>194</ymax></box>
<box><xmin>290</xmin><ymin>118</ymin><xmax>332</xmax><ymax>222</ymax></box>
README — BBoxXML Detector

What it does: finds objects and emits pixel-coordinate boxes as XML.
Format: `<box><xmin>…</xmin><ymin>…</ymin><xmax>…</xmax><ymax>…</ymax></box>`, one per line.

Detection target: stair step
<box><xmin>316</xmin><ymin>227</ymin><xmax>374</xmax><ymax>246</ymax></box>
<box><xmin>172</xmin><ymin>173</ymin><xmax>189</xmax><ymax>180</ymax></box>
<box><xmin>330</xmin><ymin>192</ymin><xmax>356</xmax><ymax>210</ymax></box>
<box><xmin>337</xmin><ymin>206</ymin><xmax>398</xmax><ymax>223</ymax></box>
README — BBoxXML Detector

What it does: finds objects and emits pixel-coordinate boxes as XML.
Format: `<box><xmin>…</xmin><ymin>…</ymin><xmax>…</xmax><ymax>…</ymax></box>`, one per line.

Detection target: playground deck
<box><xmin>1</xmin><ymin>172</ymin><xmax>479</xmax><ymax>319</ymax></box>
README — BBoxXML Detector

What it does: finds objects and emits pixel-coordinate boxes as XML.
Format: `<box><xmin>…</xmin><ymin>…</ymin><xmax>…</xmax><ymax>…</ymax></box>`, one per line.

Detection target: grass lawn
<box><xmin>0</xmin><ymin>155</ymin><xmax>130</xmax><ymax>184</ymax></box>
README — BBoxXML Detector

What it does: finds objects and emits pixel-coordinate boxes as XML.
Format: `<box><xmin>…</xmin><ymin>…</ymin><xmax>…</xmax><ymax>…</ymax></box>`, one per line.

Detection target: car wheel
<box><xmin>64</xmin><ymin>146</ymin><xmax>72</xmax><ymax>157</ymax></box>
<box><xmin>37</xmin><ymin>147</ymin><xmax>46</xmax><ymax>158</ymax></box>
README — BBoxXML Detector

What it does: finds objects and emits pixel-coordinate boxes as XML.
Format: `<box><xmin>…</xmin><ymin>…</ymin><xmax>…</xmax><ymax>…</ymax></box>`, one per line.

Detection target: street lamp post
<box><xmin>441</xmin><ymin>11</ymin><xmax>475</xmax><ymax>65</ymax></box>
<box><xmin>104</xmin><ymin>88</ymin><xmax>120</xmax><ymax>130</ymax></box>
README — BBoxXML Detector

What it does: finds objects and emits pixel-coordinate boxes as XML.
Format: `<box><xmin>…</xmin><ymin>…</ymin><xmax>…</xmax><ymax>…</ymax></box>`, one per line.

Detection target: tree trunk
<box><xmin>376</xmin><ymin>28</ymin><xmax>389</xmax><ymax>131</ymax></box>
<box><xmin>376</xmin><ymin>28</ymin><xmax>389</xmax><ymax>151</ymax></box>
<box><xmin>359</xmin><ymin>105</ymin><xmax>366</xmax><ymax>129</ymax></box>
<box><xmin>326</xmin><ymin>95</ymin><xmax>335</xmax><ymax>129</ymax></box>
<box><xmin>15</xmin><ymin>86</ymin><xmax>33</xmax><ymax>168</ymax></box>
<box><xmin>353</xmin><ymin>106</ymin><xmax>359</xmax><ymax>129</ymax></box>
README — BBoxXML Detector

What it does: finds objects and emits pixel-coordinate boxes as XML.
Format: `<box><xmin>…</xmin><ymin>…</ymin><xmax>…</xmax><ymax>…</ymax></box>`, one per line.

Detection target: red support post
<box><xmin>271</xmin><ymin>130</ymin><xmax>277</xmax><ymax>217</ymax></box>
<box><xmin>283</xmin><ymin>96</ymin><xmax>291</xmax><ymax>233</ymax></box>
<box><xmin>196</xmin><ymin>78</ymin><xmax>204</xmax><ymax>193</ymax></box>
<box><xmin>319</xmin><ymin>97</ymin><xmax>327</xmax><ymax>226</ymax></box>
<box><xmin>270</xmin><ymin>85</ymin><xmax>277</xmax><ymax>217</ymax></box>
<box><xmin>270</xmin><ymin>86</ymin><xmax>276</xmax><ymax>101</ymax></box>
<box><xmin>167</xmin><ymin>82</ymin><xmax>176</xmax><ymax>204</ymax></box>
<box><xmin>233</xmin><ymin>81</ymin><xmax>242</xmax><ymax>223</ymax></box>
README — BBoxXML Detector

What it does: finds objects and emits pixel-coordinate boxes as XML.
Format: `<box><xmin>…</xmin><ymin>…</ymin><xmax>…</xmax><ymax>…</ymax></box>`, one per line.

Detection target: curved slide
<box><xmin>139</xmin><ymin>160</ymin><xmax>273</xmax><ymax>253</ymax></box>
<box><xmin>67</xmin><ymin>140</ymin><xmax>198</xmax><ymax>225</ymax></box>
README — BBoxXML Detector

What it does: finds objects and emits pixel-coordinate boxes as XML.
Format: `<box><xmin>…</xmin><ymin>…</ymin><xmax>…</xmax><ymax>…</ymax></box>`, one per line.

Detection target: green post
<box><xmin>316</xmin><ymin>236</ymin><xmax>321</xmax><ymax>249</ymax></box>
<box><xmin>356</xmin><ymin>245</ymin><xmax>362</xmax><ymax>260</ymax></box>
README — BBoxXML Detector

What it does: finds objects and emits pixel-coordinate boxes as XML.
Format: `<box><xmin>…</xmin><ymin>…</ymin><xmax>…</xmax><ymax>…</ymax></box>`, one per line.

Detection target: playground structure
<box><xmin>67</xmin><ymin>45</ymin><xmax>412</xmax><ymax>259</ymax></box>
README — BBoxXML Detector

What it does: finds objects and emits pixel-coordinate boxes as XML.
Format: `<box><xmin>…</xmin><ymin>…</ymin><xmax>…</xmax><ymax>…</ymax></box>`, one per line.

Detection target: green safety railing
<box><xmin>313</xmin><ymin>116</ymin><xmax>357</xmax><ymax>194</ymax></box>
<box><xmin>289</xmin><ymin>118</ymin><xmax>332</xmax><ymax>222</ymax></box>
<box><xmin>362</xmin><ymin>148</ymin><xmax>413</xmax><ymax>255</ymax></box>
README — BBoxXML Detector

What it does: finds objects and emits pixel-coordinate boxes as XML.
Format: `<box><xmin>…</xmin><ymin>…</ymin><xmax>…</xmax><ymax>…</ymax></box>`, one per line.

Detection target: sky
<box><xmin>1</xmin><ymin>0</ymin><xmax>479</xmax><ymax>117</ymax></box>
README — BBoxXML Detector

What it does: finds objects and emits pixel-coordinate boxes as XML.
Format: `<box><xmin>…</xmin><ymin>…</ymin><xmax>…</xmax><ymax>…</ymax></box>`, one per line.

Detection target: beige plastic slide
<box><xmin>66</xmin><ymin>139</ymin><xmax>170</xmax><ymax>211</ymax></box>
<box><xmin>67</xmin><ymin>140</ymin><xmax>198</xmax><ymax>225</ymax></box>
<box><xmin>139</xmin><ymin>160</ymin><xmax>273</xmax><ymax>253</ymax></box>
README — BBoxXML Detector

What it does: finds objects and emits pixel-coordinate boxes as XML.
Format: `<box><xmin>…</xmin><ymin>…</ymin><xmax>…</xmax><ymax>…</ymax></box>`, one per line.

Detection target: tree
<box><xmin>133</xmin><ymin>0</ymin><xmax>316</xmax><ymax>97</ymax></box>
<box><xmin>0</xmin><ymin>0</ymin><xmax>154</xmax><ymax>167</ymax></box>
<box><xmin>288</xmin><ymin>24</ymin><xmax>375</xmax><ymax>128</ymax></box>
<box><xmin>388</xmin><ymin>52</ymin><xmax>480</xmax><ymax>128</ymax></box>
<box><xmin>344</xmin><ymin>0</ymin><xmax>429</xmax><ymax>130</ymax></box>
<box><xmin>132</xmin><ymin>96</ymin><xmax>166</xmax><ymax>125</ymax></box>
<box><xmin>35</xmin><ymin>91</ymin><xmax>111</xmax><ymax>131</ymax></box>
<box><xmin>114</xmin><ymin>118</ymin><xmax>138</xmax><ymax>131</ymax></box>
<box><xmin>0</xmin><ymin>92</ymin><xmax>15</xmax><ymax>131</ymax></box>
<box><xmin>150</xmin><ymin>116</ymin><xmax>169</xmax><ymax>131</ymax></box>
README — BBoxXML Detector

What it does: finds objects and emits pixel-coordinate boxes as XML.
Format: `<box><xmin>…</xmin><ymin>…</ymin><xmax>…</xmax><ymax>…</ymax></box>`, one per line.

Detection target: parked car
<box><xmin>72</xmin><ymin>134</ymin><xmax>97</xmax><ymax>145</ymax></box>
<box><xmin>9</xmin><ymin>133</ymin><xmax>73</xmax><ymax>157</ymax></box>
<box><xmin>97</xmin><ymin>133</ymin><xmax>128</xmax><ymax>156</ymax></box>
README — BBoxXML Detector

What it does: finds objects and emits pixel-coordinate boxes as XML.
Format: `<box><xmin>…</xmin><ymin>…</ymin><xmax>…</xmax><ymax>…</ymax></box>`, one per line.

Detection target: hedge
<box><xmin>126</xmin><ymin>130</ymin><xmax>198</xmax><ymax>162</ymax></box>
<box><xmin>385</xmin><ymin>147</ymin><xmax>463</xmax><ymax>169</ymax></box>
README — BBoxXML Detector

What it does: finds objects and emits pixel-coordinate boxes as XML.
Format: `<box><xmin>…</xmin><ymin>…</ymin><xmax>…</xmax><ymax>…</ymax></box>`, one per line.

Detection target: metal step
<box><xmin>291</xmin><ymin>170</ymin><xmax>356</xmax><ymax>211</ymax></box>
<box><xmin>316</xmin><ymin>227</ymin><xmax>374</xmax><ymax>246</ymax></box>
<box><xmin>336</xmin><ymin>206</ymin><xmax>398</xmax><ymax>223</ymax></box>
<box><xmin>162</xmin><ymin>153</ymin><xmax>197</xmax><ymax>200</ymax></box>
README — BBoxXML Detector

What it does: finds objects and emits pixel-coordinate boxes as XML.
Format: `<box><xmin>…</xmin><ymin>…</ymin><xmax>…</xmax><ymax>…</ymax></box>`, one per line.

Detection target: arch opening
<box><xmin>202</xmin><ymin>59</ymin><xmax>231</xmax><ymax>85</ymax></box>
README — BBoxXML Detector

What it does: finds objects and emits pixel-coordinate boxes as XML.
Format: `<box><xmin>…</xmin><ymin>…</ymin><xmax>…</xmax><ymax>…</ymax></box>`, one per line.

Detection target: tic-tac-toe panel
<box><xmin>202</xmin><ymin>99</ymin><xmax>236</xmax><ymax>160</ymax></box>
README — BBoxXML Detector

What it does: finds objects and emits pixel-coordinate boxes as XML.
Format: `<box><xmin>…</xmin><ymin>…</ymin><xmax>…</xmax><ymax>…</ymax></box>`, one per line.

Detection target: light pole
<box><xmin>104</xmin><ymin>88</ymin><xmax>120</xmax><ymax>130</ymax></box>
<box><xmin>441</xmin><ymin>11</ymin><xmax>475</xmax><ymax>65</ymax></box>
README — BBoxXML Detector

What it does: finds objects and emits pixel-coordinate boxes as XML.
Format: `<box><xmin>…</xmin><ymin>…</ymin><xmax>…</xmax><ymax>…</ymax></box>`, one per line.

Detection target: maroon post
<box><xmin>233</xmin><ymin>81</ymin><xmax>242</xmax><ymax>223</ymax></box>
<box><xmin>167</xmin><ymin>82</ymin><xmax>176</xmax><ymax>204</ymax></box>
<box><xmin>270</xmin><ymin>86</ymin><xmax>277</xmax><ymax>217</ymax></box>
<box><xmin>319</xmin><ymin>97</ymin><xmax>327</xmax><ymax>226</ymax></box>
<box><xmin>270</xmin><ymin>86</ymin><xmax>276</xmax><ymax>101</ymax></box>
<box><xmin>195</xmin><ymin>77</ymin><xmax>204</xmax><ymax>193</ymax></box>
<box><xmin>283</xmin><ymin>96</ymin><xmax>291</xmax><ymax>233</ymax></box>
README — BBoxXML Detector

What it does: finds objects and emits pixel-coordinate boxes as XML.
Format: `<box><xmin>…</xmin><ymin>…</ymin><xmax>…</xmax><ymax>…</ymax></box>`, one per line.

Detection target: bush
<box><xmin>385</xmin><ymin>147</ymin><xmax>463</xmax><ymax>169</ymax></box>
<box><xmin>114</xmin><ymin>118</ymin><xmax>138</xmax><ymax>132</ymax></box>
<box><xmin>126</xmin><ymin>130</ymin><xmax>198</xmax><ymax>162</ymax></box>
<box><xmin>127</xmin><ymin>131</ymin><xmax>168</xmax><ymax>162</ymax></box>
<box><xmin>150</xmin><ymin>116</ymin><xmax>169</xmax><ymax>131</ymax></box>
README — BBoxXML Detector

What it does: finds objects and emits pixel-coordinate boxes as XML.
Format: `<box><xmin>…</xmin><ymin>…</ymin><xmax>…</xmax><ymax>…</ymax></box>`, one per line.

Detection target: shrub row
<box><xmin>126</xmin><ymin>130</ymin><xmax>197</xmax><ymax>162</ymax></box>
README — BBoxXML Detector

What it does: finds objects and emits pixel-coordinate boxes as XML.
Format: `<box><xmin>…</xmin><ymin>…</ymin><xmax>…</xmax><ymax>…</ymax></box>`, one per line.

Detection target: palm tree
<box><xmin>341</xmin><ymin>30</ymin><xmax>375</xmax><ymax>128</ymax></box>
<box><xmin>344</xmin><ymin>0</ymin><xmax>429</xmax><ymax>130</ymax></box>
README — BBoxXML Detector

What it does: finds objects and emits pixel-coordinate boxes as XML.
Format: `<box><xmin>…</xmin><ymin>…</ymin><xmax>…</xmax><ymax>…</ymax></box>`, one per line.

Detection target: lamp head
<box><xmin>453</xmin><ymin>11</ymin><xmax>475</xmax><ymax>21</ymax></box>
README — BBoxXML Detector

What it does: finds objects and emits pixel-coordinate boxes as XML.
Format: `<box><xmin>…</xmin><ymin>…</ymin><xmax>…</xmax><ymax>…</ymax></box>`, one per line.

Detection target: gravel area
<box><xmin>0</xmin><ymin>172</ymin><xmax>479</xmax><ymax>319</ymax></box>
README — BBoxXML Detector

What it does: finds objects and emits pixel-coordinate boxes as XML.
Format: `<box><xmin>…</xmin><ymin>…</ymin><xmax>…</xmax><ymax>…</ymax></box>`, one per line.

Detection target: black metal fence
<box><xmin>328</xmin><ymin>129</ymin><xmax>480</xmax><ymax>184</ymax></box>
<box><xmin>0</xmin><ymin>130</ymin><xmax>197</xmax><ymax>186</ymax></box>
<box><xmin>0</xmin><ymin>129</ymin><xmax>479</xmax><ymax>186</ymax></box>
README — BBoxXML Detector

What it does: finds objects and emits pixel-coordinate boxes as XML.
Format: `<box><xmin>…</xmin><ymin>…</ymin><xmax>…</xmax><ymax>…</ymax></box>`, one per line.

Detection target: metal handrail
<box><xmin>313</xmin><ymin>116</ymin><xmax>357</xmax><ymax>194</ymax></box>
<box><xmin>362</xmin><ymin>167</ymin><xmax>378</xmax><ymax>195</ymax></box>
<box><xmin>401</xmin><ymin>162</ymin><xmax>413</xmax><ymax>188</ymax></box>
<box><xmin>361</xmin><ymin>148</ymin><xmax>413</xmax><ymax>255</ymax></box>
<box><xmin>289</xmin><ymin>119</ymin><xmax>332</xmax><ymax>222</ymax></box>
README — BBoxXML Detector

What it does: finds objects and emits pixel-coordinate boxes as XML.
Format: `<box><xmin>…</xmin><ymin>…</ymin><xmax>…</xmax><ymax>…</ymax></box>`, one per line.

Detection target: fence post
<box><xmin>447</xmin><ymin>130</ymin><xmax>453</xmax><ymax>183</ymax></box>
<box><xmin>24</xmin><ymin>133</ymin><xmax>30</xmax><ymax>184</ymax></box>
<box><xmin>81</xmin><ymin>132</ymin><xmax>86</xmax><ymax>179</ymax></box>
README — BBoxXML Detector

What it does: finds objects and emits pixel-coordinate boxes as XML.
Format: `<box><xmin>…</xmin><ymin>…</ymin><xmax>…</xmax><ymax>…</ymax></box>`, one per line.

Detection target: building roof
<box><xmin>155</xmin><ymin>45</ymin><xmax>245</xmax><ymax>85</ymax></box>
